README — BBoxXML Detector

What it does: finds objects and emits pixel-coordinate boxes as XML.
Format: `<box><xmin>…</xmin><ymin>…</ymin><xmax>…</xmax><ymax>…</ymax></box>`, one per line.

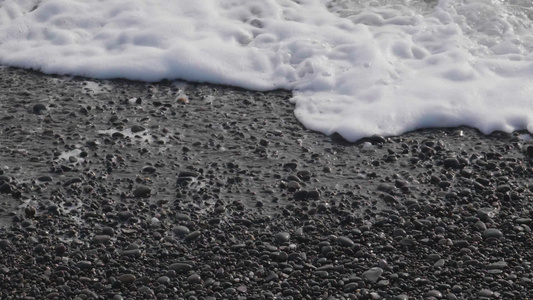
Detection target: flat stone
<box><xmin>336</xmin><ymin>236</ymin><xmax>354</xmax><ymax>247</ymax></box>
<box><xmin>483</xmin><ymin>228</ymin><xmax>503</xmax><ymax>239</ymax></box>
<box><xmin>92</xmin><ymin>235</ymin><xmax>111</xmax><ymax>244</ymax></box>
<box><xmin>169</xmin><ymin>263</ymin><xmax>193</xmax><ymax>273</ymax></box>
<box><xmin>118</xmin><ymin>274</ymin><xmax>136</xmax><ymax>284</ymax></box>
<box><xmin>362</xmin><ymin>267</ymin><xmax>383</xmax><ymax>283</ymax></box>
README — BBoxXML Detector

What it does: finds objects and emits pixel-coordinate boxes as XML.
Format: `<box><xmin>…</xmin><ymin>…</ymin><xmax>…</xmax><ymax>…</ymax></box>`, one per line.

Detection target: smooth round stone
<box><xmin>184</xmin><ymin>230</ymin><xmax>201</xmax><ymax>241</ymax></box>
<box><xmin>175</xmin><ymin>213</ymin><xmax>191</xmax><ymax>221</ymax></box>
<box><xmin>92</xmin><ymin>235</ymin><xmax>111</xmax><ymax>244</ymax></box>
<box><xmin>77</xmin><ymin>261</ymin><xmax>93</xmax><ymax>269</ymax></box>
<box><xmin>394</xmin><ymin>294</ymin><xmax>409</xmax><ymax>300</ymax></box>
<box><xmin>121</xmin><ymin>249</ymin><xmax>141</xmax><ymax>257</ymax></box>
<box><xmin>33</xmin><ymin>104</ymin><xmax>47</xmax><ymax>114</ymax></box>
<box><xmin>131</xmin><ymin>125</ymin><xmax>146</xmax><ymax>133</ymax></box>
<box><xmin>169</xmin><ymin>263</ymin><xmax>193</xmax><ymax>273</ymax></box>
<box><xmin>477</xmin><ymin>208</ymin><xmax>494</xmax><ymax>220</ymax></box>
<box><xmin>426</xmin><ymin>290</ymin><xmax>442</xmax><ymax>298</ymax></box>
<box><xmin>479</xmin><ymin>289</ymin><xmax>493</xmax><ymax>297</ymax></box>
<box><xmin>337</xmin><ymin>236</ymin><xmax>355</xmax><ymax>247</ymax></box>
<box><xmin>133</xmin><ymin>186</ymin><xmax>151</xmax><ymax>198</ymax></box>
<box><xmin>157</xmin><ymin>276</ymin><xmax>171</xmax><ymax>284</ymax></box>
<box><xmin>0</xmin><ymin>239</ymin><xmax>11</xmax><ymax>249</ymax></box>
<box><xmin>173</xmin><ymin>225</ymin><xmax>190</xmax><ymax>236</ymax></box>
<box><xmin>275</xmin><ymin>232</ymin><xmax>291</xmax><ymax>244</ymax></box>
<box><xmin>138</xmin><ymin>286</ymin><xmax>154</xmax><ymax>295</ymax></box>
<box><xmin>362</xmin><ymin>267</ymin><xmax>383</xmax><ymax>283</ymax></box>
<box><xmin>187</xmin><ymin>274</ymin><xmax>202</xmax><ymax>284</ymax></box>
<box><xmin>483</xmin><ymin>228</ymin><xmax>503</xmax><ymax>239</ymax></box>
<box><xmin>118</xmin><ymin>274</ymin><xmax>136</xmax><ymax>284</ymax></box>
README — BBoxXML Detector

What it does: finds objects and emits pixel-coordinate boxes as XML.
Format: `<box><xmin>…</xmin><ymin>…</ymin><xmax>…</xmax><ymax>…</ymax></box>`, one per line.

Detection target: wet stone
<box><xmin>169</xmin><ymin>263</ymin><xmax>193</xmax><ymax>273</ymax></box>
<box><xmin>157</xmin><ymin>276</ymin><xmax>171</xmax><ymax>284</ymax></box>
<box><xmin>118</xmin><ymin>274</ymin><xmax>136</xmax><ymax>285</ymax></box>
<box><xmin>274</xmin><ymin>232</ymin><xmax>291</xmax><ymax>244</ymax></box>
<box><xmin>187</xmin><ymin>274</ymin><xmax>202</xmax><ymax>284</ymax></box>
<box><xmin>184</xmin><ymin>230</ymin><xmax>201</xmax><ymax>241</ymax></box>
<box><xmin>32</xmin><ymin>104</ymin><xmax>47</xmax><ymax>114</ymax></box>
<box><xmin>133</xmin><ymin>185</ymin><xmax>151</xmax><ymax>198</ymax></box>
<box><xmin>361</xmin><ymin>267</ymin><xmax>383</xmax><ymax>283</ymax></box>
<box><xmin>77</xmin><ymin>261</ymin><xmax>93</xmax><ymax>269</ymax></box>
<box><xmin>483</xmin><ymin>228</ymin><xmax>503</xmax><ymax>239</ymax></box>
<box><xmin>479</xmin><ymin>289</ymin><xmax>493</xmax><ymax>297</ymax></box>
<box><xmin>487</xmin><ymin>261</ymin><xmax>507</xmax><ymax>270</ymax></box>
<box><xmin>173</xmin><ymin>225</ymin><xmax>190</xmax><ymax>236</ymax></box>
<box><xmin>336</xmin><ymin>236</ymin><xmax>354</xmax><ymax>247</ymax></box>
<box><xmin>92</xmin><ymin>235</ymin><xmax>111</xmax><ymax>244</ymax></box>
<box><xmin>131</xmin><ymin>125</ymin><xmax>146</xmax><ymax>133</ymax></box>
<box><xmin>426</xmin><ymin>290</ymin><xmax>442</xmax><ymax>298</ymax></box>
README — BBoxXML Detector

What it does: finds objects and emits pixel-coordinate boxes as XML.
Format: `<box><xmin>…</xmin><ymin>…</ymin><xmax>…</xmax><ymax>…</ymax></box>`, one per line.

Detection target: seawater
<box><xmin>0</xmin><ymin>0</ymin><xmax>532</xmax><ymax>141</ymax></box>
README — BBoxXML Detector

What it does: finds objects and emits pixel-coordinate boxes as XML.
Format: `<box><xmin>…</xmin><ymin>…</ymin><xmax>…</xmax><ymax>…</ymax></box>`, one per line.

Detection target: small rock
<box><xmin>33</xmin><ymin>104</ymin><xmax>47</xmax><ymax>115</ymax></box>
<box><xmin>187</xmin><ymin>274</ymin><xmax>202</xmax><ymax>284</ymax></box>
<box><xmin>483</xmin><ymin>228</ymin><xmax>503</xmax><ymax>239</ymax></box>
<box><xmin>92</xmin><ymin>235</ymin><xmax>111</xmax><ymax>245</ymax></box>
<box><xmin>118</xmin><ymin>274</ymin><xmax>136</xmax><ymax>285</ymax></box>
<box><xmin>173</xmin><ymin>225</ymin><xmax>190</xmax><ymax>236</ymax></box>
<box><xmin>336</xmin><ymin>236</ymin><xmax>355</xmax><ymax>247</ymax></box>
<box><xmin>169</xmin><ymin>263</ymin><xmax>193</xmax><ymax>273</ymax></box>
<box><xmin>274</xmin><ymin>232</ymin><xmax>291</xmax><ymax>244</ymax></box>
<box><xmin>133</xmin><ymin>186</ymin><xmax>151</xmax><ymax>198</ymax></box>
<box><xmin>362</xmin><ymin>267</ymin><xmax>383</xmax><ymax>283</ymax></box>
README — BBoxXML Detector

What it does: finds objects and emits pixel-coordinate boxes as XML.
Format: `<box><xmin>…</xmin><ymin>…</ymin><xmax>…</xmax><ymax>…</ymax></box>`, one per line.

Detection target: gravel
<box><xmin>0</xmin><ymin>66</ymin><xmax>532</xmax><ymax>299</ymax></box>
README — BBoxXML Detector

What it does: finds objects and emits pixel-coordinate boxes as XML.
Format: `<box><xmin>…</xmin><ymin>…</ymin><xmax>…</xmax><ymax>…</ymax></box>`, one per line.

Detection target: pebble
<box><xmin>187</xmin><ymin>274</ymin><xmax>202</xmax><ymax>284</ymax></box>
<box><xmin>336</xmin><ymin>236</ymin><xmax>355</xmax><ymax>247</ymax></box>
<box><xmin>32</xmin><ymin>104</ymin><xmax>47</xmax><ymax>114</ymax></box>
<box><xmin>92</xmin><ymin>235</ymin><xmax>111</xmax><ymax>244</ymax></box>
<box><xmin>157</xmin><ymin>276</ymin><xmax>171</xmax><ymax>284</ymax></box>
<box><xmin>479</xmin><ymin>289</ymin><xmax>494</xmax><ymax>297</ymax></box>
<box><xmin>483</xmin><ymin>228</ymin><xmax>503</xmax><ymax>239</ymax></box>
<box><xmin>185</xmin><ymin>230</ymin><xmax>201</xmax><ymax>241</ymax></box>
<box><xmin>274</xmin><ymin>232</ymin><xmax>291</xmax><ymax>244</ymax></box>
<box><xmin>425</xmin><ymin>290</ymin><xmax>442</xmax><ymax>298</ymax></box>
<box><xmin>77</xmin><ymin>261</ymin><xmax>93</xmax><ymax>269</ymax></box>
<box><xmin>131</xmin><ymin>125</ymin><xmax>146</xmax><ymax>133</ymax></box>
<box><xmin>362</xmin><ymin>267</ymin><xmax>383</xmax><ymax>283</ymax></box>
<box><xmin>169</xmin><ymin>263</ymin><xmax>193</xmax><ymax>273</ymax></box>
<box><xmin>133</xmin><ymin>185</ymin><xmax>151</xmax><ymax>198</ymax></box>
<box><xmin>173</xmin><ymin>225</ymin><xmax>190</xmax><ymax>236</ymax></box>
<box><xmin>118</xmin><ymin>274</ymin><xmax>136</xmax><ymax>284</ymax></box>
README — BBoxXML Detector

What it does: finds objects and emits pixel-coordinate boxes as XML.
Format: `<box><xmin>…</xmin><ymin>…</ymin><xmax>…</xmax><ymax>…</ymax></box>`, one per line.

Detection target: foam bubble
<box><xmin>0</xmin><ymin>0</ymin><xmax>532</xmax><ymax>141</ymax></box>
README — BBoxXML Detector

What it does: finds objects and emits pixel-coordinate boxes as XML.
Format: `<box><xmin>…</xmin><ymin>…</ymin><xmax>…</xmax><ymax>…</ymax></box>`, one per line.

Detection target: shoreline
<box><xmin>0</xmin><ymin>66</ymin><xmax>532</xmax><ymax>299</ymax></box>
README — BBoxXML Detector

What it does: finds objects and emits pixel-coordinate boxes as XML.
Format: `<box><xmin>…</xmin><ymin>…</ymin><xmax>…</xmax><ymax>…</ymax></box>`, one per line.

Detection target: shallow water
<box><xmin>0</xmin><ymin>0</ymin><xmax>532</xmax><ymax>141</ymax></box>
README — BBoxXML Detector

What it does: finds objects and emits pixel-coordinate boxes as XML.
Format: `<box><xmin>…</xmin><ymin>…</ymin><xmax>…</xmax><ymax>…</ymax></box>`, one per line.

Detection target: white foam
<box><xmin>1</xmin><ymin>0</ymin><xmax>533</xmax><ymax>141</ymax></box>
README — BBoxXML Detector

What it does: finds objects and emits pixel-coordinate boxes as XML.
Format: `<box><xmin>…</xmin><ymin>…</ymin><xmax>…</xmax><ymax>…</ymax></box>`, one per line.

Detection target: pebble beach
<box><xmin>0</xmin><ymin>66</ymin><xmax>532</xmax><ymax>299</ymax></box>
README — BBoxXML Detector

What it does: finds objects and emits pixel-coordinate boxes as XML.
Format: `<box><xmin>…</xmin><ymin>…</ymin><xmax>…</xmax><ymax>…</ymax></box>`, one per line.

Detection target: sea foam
<box><xmin>0</xmin><ymin>0</ymin><xmax>532</xmax><ymax>141</ymax></box>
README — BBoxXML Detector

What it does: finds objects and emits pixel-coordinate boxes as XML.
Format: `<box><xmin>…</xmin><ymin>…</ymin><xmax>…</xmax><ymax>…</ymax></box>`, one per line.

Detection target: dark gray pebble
<box><xmin>361</xmin><ymin>267</ymin><xmax>383</xmax><ymax>283</ymax></box>
<box><xmin>92</xmin><ymin>235</ymin><xmax>111</xmax><ymax>244</ymax></box>
<box><xmin>173</xmin><ymin>225</ymin><xmax>190</xmax><ymax>236</ymax></box>
<box><xmin>169</xmin><ymin>263</ymin><xmax>193</xmax><ymax>273</ymax></box>
<box><xmin>184</xmin><ymin>230</ymin><xmax>201</xmax><ymax>241</ymax></box>
<box><xmin>187</xmin><ymin>274</ymin><xmax>202</xmax><ymax>284</ymax></box>
<box><xmin>425</xmin><ymin>290</ymin><xmax>442</xmax><ymax>298</ymax></box>
<box><xmin>32</xmin><ymin>104</ymin><xmax>47</xmax><ymax>114</ymax></box>
<box><xmin>483</xmin><ymin>228</ymin><xmax>503</xmax><ymax>239</ymax></box>
<box><xmin>133</xmin><ymin>185</ymin><xmax>151</xmax><ymax>198</ymax></box>
<box><xmin>336</xmin><ymin>236</ymin><xmax>354</xmax><ymax>247</ymax></box>
<box><xmin>118</xmin><ymin>274</ymin><xmax>136</xmax><ymax>284</ymax></box>
<box><xmin>274</xmin><ymin>231</ymin><xmax>291</xmax><ymax>243</ymax></box>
